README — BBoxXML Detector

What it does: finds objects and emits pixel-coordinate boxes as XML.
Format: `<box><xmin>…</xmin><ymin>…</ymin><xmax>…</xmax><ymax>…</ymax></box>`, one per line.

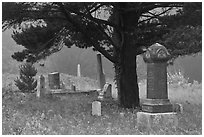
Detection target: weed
<box><xmin>2</xmin><ymin>73</ymin><xmax>202</xmax><ymax>135</ymax></box>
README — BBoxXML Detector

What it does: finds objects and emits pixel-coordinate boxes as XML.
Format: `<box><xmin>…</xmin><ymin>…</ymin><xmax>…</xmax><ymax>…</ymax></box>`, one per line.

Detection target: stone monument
<box><xmin>48</xmin><ymin>72</ymin><xmax>60</xmax><ymax>89</ymax></box>
<box><xmin>71</xmin><ymin>84</ymin><xmax>76</xmax><ymax>91</ymax></box>
<box><xmin>92</xmin><ymin>101</ymin><xmax>101</xmax><ymax>116</ymax></box>
<box><xmin>77</xmin><ymin>64</ymin><xmax>81</xmax><ymax>77</ymax></box>
<box><xmin>104</xmin><ymin>83</ymin><xmax>112</xmax><ymax>99</ymax></box>
<box><xmin>96</xmin><ymin>53</ymin><xmax>106</xmax><ymax>90</ymax></box>
<box><xmin>97</xmin><ymin>83</ymin><xmax>112</xmax><ymax>101</ymax></box>
<box><xmin>37</xmin><ymin>75</ymin><xmax>45</xmax><ymax>98</ymax></box>
<box><xmin>142</xmin><ymin>43</ymin><xmax>172</xmax><ymax>113</ymax></box>
<box><xmin>137</xmin><ymin>43</ymin><xmax>178</xmax><ymax>132</ymax></box>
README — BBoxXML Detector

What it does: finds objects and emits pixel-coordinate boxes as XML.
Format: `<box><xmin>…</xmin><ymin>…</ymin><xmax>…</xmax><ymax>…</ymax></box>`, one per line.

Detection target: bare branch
<box><xmin>147</xmin><ymin>11</ymin><xmax>156</xmax><ymax>16</ymax></box>
<box><xmin>64</xmin><ymin>6</ymin><xmax>120</xmax><ymax>31</ymax></box>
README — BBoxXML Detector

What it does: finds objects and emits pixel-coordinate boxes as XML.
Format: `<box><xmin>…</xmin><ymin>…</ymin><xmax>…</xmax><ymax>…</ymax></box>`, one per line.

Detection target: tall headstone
<box><xmin>37</xmin><ymin>75</ymin><xmax>45</xmax><ymax>98</ymax></box>
<box><xmin>96</xmin><ymin>53</ymin><xmax>106</xmax><ymax>90</ymax></box>
<box><xmin>137</xmin><ymin>43</ymin><xmax>178</xmax><ymax>132</ymax></box>
<box><xmin>77</xmin><ymin>64</ymin><xmax>81</xmax><ymax>77</ymax></box>
<box><xmin>142</xmin><ymin>43</ymin><xmax>172</xmax><ymax>113</ymax></box>
<box><xmin>92</xmin><ymin>101</ymin><xmax>101</xmax><ymax>116</ymax></box>
<box><xmin>48</xmin><ymin>72</ymin><xmax>60</xmax><ymax>89</ymax></box>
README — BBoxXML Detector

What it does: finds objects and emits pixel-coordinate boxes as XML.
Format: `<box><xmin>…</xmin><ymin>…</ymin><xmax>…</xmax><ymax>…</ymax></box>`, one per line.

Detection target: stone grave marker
<box><xmin>77</xmin><ymin>64</ymin><xmax>81</xmax><ymax>77</ymax></box>
<box><xmin>137</xmin><ymin>43</ymin><xmax>179</xmax><ymax>132</ymax></box>
<box><xmin>48</xmin><ymin>72</ymin><xmax>60</xmax><ymax>89</ymax></box>
<box><xmin>142</xmin><ymin>43</ymin><xmax>172</xmax><ymax>113</ymax></box>
<box><xmin>97</xmin><ymin>83</ymin><xmax>112</xmax><ymax>101</ymax></box>
<box><xmin>92</xmin><ymin>101</ymin><xmax>101</xmax><ymax>116</ymax></box>
<box><xmin>104</xmin><ymin>83</ymin><xmax>112</xmax><ymax>99</ymax></box>
<box><xmin>96</xmin><ymin>53</ymin><xmax>106</xmax><ymax>90</ymax></box>
<box><xmin>37</xmin><ymin>75</ymin><xmax>45</xmax><ymax>98</ymax></box>
<box><xmin>71</xmin><ymin>84</ymin><xmax>76</xmax><ymax>91</ymax></box>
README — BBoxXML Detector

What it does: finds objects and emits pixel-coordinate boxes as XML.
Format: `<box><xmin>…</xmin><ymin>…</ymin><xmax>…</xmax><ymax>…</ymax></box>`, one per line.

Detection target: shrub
<box><xmin>15</xmin><ymin>62</ymin><xmax>37</xmax><ymax>93</ymax></box>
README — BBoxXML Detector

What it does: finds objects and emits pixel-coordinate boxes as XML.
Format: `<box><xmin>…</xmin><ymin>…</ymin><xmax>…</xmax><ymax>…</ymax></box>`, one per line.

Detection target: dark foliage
<box><xmin>15</xmin><ymin>63</ymin><xmax>37</xmax><ymax>93</ymax></box>
<box><xmin>3</xmin><ymin>2</ymin><xmax>202</xmax><ymax>108</ymax></box>
<box><xmin>2</xmin><ymin>2</ymin><xmax>201</xmax><ymax>63</ymax></box>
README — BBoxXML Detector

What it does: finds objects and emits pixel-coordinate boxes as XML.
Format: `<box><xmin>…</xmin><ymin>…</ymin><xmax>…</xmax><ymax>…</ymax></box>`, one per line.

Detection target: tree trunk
<box><xmin>113</xmin><ymin>29</ymin><xmax>140</xmax><ymax>108</ymax></box>
<box><xmin>115</xmin><ymin>46</ymin><xmax>140</xmax><ymax>108</ymax></box>
<box><xmin>112</xmin><ymin>3</ymin><xmax>140</xmax><ymax>108</ymax></box>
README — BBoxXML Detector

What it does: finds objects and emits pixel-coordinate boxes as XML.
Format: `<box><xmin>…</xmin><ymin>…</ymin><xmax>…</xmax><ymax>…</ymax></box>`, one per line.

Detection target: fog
<box><xmin>2</xmin><ymin>30</ymin><xmax>202</xmax><ymax>83</ymax></box>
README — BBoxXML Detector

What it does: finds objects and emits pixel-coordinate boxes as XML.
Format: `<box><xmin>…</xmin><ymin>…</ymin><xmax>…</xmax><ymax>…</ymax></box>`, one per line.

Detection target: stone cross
<box><xmin>142</xmin><ymin>43</ymin><xmax>173</xmax><ymax>113</ymax></box>
<box><xmin>37</xmin><ymin>75</ymin><xmax>45</xmax><ymax>98</ymax></box>
<box><xmin>92</xmin><ymin>101</ymin><xmax>101</xmax><ymax>116</ymax></box>
<box><xmin>48</xmin><ymin>72</ymin><xmax>60</xmax><ymax>89</ymax></box>
<box><xmin>77</xmin><ymin>64</ymin><xmax>81</xmax><ymax>77</ymax></box>
<box><xmin>96</xmin><ymin>53</ymin><xmax>106</xmax><ymax>90</ymax></box>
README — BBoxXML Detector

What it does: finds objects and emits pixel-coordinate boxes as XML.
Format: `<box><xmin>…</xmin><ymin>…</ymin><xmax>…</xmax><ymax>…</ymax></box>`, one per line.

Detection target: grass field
<box><xmin>2</xmin><ymin>73</ymin><xmax>202</xmax><ymax>135</ymax></box>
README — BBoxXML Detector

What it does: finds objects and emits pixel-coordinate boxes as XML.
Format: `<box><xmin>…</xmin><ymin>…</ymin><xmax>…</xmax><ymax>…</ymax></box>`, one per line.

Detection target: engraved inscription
<box><xmin>147</xmin><ymin>71</ymin><xmax>154</xmax><ymax>92</ymax></box>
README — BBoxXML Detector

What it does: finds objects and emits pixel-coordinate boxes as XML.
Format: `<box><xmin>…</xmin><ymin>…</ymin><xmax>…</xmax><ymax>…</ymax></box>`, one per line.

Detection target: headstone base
<box><xmin>142</xmin><ymin>99</ymin><xmax>173</xmax><ymax>113</ymax></box>
<box><xmin>137</xmin><ymin>112</ymin><xmax>178</xmax><ymax>132</ymax></box>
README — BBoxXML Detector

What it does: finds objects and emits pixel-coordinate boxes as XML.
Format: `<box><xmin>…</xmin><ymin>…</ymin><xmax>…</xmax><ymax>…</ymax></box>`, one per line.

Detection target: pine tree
<box><xmin>3</xmin><ymin>2</ymin><xmax>201</xmax><ymax>108</ymax></box>
<box><xmin>15</xmin><ymin>62</ymin><xmax>37</xmax><ymax>93</ymax></box>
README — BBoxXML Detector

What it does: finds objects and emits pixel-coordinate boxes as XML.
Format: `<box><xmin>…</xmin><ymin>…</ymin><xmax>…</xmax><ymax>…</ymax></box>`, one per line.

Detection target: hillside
<box><xmin>2</xmin><ymin>30</ymin><xmax>202</xmax><ymax>83</ymax></box>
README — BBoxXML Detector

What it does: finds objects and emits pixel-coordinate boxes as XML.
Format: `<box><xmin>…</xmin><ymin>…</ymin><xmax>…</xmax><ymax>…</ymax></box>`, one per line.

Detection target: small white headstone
<box><xmin>92</xmin><ymin>101</ymin><xmax>101</xmax><ymax>116</ymax></box>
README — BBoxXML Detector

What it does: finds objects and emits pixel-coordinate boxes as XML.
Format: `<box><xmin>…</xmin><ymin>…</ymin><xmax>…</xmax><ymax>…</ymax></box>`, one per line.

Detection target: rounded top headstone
<box><xmin>143</xmin><ymin>43</ymin><xmax>171</xmax><ymax>63</ymax></box>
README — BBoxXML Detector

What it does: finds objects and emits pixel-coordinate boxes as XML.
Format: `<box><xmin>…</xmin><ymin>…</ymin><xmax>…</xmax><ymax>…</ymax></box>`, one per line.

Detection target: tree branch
<box><xmin>63</xmin><ymin>5</ymin><xmax>121</xmax><ymax>31</ymax></box>
<box><xmin>89</xmin><ymin>3</ymin><xmax>105</xmax><ymax>13</ymax></box>
<box><xmin>138</xmin><ymin>7</ymin><xmax>173</xmax><ymax>24</ymax></box>
<box><xmin>83</xmin><ymin>5</ymin><xmax>118</xmax><ymax>49</ymax></box>
<box><xmin>140</xmin><ymin>2</ymin><xmax>183</xmax><ymax>13</ymax></box>
<box><xmin>57</xmin><ymin>3</ymin><xmax>116</xmax><ymax>63</ymax></box>
<box><xmin>94</xmin><ymin>23</ymin><xmax>119</xmax><ymax>50</ymax></box>
<box><xmin>140</xmin><ymin>14</ymin><xmax>153</xmax><ymax>18</ymax></box>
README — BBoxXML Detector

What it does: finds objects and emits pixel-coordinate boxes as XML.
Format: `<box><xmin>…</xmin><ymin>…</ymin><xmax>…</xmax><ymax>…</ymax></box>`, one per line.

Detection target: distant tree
<box><xmin>15</xmin><ymin>62</ymin><xmax>37</xmax><ymax>93</ymax></box>
<box><xmin>2</xmin><ymin>2</ymin><xmax>201</xmax><ymax>108</ymax></box>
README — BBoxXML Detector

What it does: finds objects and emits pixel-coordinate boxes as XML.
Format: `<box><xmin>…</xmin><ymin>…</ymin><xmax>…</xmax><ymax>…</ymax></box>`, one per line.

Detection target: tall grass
<box><xmin>2</xmin><ymin>72</ymin><xmax>202</xmax><ymax>135</ymax></box>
